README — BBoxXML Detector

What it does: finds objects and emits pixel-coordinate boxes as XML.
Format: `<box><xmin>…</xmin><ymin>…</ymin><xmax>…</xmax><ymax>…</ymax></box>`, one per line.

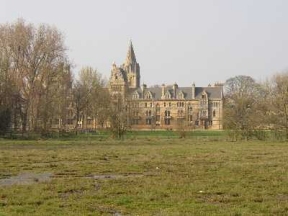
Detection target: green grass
<box><xmin>0</xmin><ymin>139</ymin><xmax>288</xmax><ymax>215</ymax></box>
<box><xmin>4</xmin><ymin>129</ymin><xmax>227</xmax><ymax>141</ymax></box>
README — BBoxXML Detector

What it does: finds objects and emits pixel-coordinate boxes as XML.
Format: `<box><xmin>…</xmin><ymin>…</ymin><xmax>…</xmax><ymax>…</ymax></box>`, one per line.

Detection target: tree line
<box><xmin>224</xmin><ymin>74</ymin><xmax>288</xmax><ymax>141</ymax></box>
<box><xmin>0</xmin><ymin>19</ymin><xmax>117</xmax><ymax>137</ymax></box>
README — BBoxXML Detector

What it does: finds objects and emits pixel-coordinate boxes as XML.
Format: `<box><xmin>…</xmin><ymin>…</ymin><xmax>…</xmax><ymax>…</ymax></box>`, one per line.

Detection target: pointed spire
<box><xmin>125</xmin><ymin>40</ymin><xmax>137</xmax><ymax>65</ymax></box>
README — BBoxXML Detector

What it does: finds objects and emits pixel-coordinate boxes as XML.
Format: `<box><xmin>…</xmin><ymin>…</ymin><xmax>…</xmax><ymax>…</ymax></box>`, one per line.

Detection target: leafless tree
<box><xmin>224</xmin><ymin>75</ymin><xmax>265</xmax><ymax>140</ymax></box>
<box><xmin>265</xmin><ymin>72</ymin><xmax>288</xmax><ymax>139</ymax></box>
<box><xmin>72</xmin><ymin>67</ymin><xmax>108</xmax><ymax>133</ymax></box>
<box><xmin>0</xmin><ymin>19</ymin><xmax>69</xmax><ymax>134</ymax></box>
<box><xmin>108</xmin><ymin>93</ymin><xmax>131</xmax><ymax>139</ymax></box>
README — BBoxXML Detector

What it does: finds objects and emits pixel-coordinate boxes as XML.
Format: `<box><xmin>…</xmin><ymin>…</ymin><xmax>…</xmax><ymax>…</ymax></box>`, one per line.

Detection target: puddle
<box><xmin>0</xmin><ymin>172</ymin><xmax>147</xmax><ymax>186</ymax></box>
<box><xmin>0</xmin><ymin>173</ymin><xmax>52</xmax><ymax>186</ymax></box>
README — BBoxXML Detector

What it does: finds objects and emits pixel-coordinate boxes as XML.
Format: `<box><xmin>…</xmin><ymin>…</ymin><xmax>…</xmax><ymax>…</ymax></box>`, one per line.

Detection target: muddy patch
<box><xmin>0</xmin><ymin>172</ymin><xmax>52</xmax><ymax>186</ymax></box>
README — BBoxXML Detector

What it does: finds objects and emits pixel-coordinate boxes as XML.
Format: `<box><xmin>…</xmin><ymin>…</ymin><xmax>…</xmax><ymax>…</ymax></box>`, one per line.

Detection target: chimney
<box><xmin>161</xmin><ymin>84</ymin><xmax>165</xmax><ymax>99</ymax></box>
<box><xmin>141</xmin><ymin>83</ymin><xmax>147</xmax><ymax>91</ymax></box>
<box><xmin>173</xmin><ymin>83</ymin><xmax>178</xmax><ymax>98</ymax></box>
<box><xmin>192</xmin><ymin>83</ymin><xmax>195</xmax><ymax>99</ymax></box>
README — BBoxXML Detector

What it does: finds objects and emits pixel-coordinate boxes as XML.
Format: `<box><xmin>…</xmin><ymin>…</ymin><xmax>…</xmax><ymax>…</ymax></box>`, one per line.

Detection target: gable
<box><xmin>144</xmin><ymin>91</ymin><xmax>153</xmax><ymax>99</ymax></box>
<box><xmin>177</xmin><ymin>91</ymin><xmax>185</xmax><ymax>99</ymax></box>
<box><xmin>164</xmin><ymin>90</ymin><xmax>172</xmax><ymax>99</ymax></box>
<box><xmin>132</xmin><ymin>91</ymin><xmax>140</xmax><ymax>99</ymax></box>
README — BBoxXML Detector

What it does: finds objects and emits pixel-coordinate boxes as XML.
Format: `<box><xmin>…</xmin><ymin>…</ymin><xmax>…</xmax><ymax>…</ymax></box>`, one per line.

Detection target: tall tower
<box><xmin>121</xmin><ymin>40</ymin><xmax>140</xmax><ymax>89</ymax></box>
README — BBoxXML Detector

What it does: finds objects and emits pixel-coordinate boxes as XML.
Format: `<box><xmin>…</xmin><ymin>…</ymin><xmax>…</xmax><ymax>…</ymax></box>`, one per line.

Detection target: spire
<box><xmin>125</xmin><ymin>40</ymin><xmax>137</xmax><ymax>65</ymax></box>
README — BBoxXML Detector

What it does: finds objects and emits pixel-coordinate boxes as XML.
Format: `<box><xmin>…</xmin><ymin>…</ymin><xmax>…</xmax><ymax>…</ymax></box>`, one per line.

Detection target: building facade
<box><xmin>109</xmin><ymin>41</ymin><xmax>223</xmax><ymax>130</ymax></box>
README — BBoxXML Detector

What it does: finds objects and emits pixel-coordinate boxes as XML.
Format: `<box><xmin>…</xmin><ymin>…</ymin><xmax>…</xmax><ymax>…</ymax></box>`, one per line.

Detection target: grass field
<box><xmin>0</xmin><ymin>139</ymin><xmax>288</xmax><ymax>215</ymax></box>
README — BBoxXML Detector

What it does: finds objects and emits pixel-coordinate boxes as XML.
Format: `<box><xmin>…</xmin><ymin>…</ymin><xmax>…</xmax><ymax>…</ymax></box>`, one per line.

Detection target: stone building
<box><xmin>109</xmin><ymin>41</ymin><xmax>224</xmax><ymax>130</ymax></box>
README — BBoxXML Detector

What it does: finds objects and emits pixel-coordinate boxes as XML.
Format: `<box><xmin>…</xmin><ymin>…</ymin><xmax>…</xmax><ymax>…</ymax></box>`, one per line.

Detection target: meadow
<box><xmin>0</xmin><ymin>137</ymin><xmax>288</xmax><ymax>215</ymax></box>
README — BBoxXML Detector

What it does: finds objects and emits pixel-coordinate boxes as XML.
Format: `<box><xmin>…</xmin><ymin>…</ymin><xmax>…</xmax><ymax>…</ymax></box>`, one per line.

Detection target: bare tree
<box><xmin>72</xmin><ymin>67</ymin><xmax>108</xmax><ymax>133</ymax></box>
<box><xmin>266</xmin><ymin>72</ymin><xmax>288</xmax><ymax>139</ymax></box>
<box><xmin>224</xmin><ymin>75</ymin><xmax>265</xmax><ymax>140</ymax></box>
<box><xmin>0</xmin><ymin>19</ymin><xmax>69</xmax><ymax>134</ymax></box>
<box><xmin>108</xmin><ymin>93</ymin><xmax>131</xmax><ymax>139</ymax></box>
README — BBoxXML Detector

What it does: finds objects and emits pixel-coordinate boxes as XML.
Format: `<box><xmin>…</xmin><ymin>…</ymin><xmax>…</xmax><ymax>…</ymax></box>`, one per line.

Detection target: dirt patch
<box><xmin>0</xmin><ymin>172</ymin><xmax>52</xmax><ymax>186</ymax></box>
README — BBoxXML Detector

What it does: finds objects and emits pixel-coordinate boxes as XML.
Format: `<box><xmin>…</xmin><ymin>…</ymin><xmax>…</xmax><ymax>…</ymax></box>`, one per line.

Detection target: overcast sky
<box><xmin>1</xmin><ymin>0</ymin><xmax>288</xmax><ymax>86</ymax></box>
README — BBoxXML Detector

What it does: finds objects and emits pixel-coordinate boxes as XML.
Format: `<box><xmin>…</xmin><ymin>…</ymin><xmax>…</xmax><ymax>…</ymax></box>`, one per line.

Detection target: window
<box><xmin>156</xmin><ymin>104</ymin><xmax>160</xmax><ymax>112</ymax></box>
<box><xmin>213</xmin><ymin>110</ymin><xmax>216</xmax><ymax>117</ymax></box>
<box><xmin>156</xmin><ymin>115</ymin><xmax>160</xmax><ymax>121</ymax></box>
<box><xmin>177</xmin><ymin>110</ymin><xmax>184</xmax><ymax>117</ymax></box>
<box><xmin>164</xmin><ymin>102</ymin><xmax>166</xmax><ymax>107</ymax></box>
<box><xmin>164</xmin><ymin>110</ymin><xmax>171</xmax><ymax>125</ymax></box>
<box><xmin>146</xmin><ymin>110</ymin><xmax>152</xmax><ymax>116</ymax></box>
<box><xmin>144</xmin><ymin>103</ymin><xmax>147</xmax><ymax>108</ymax></box>
<box><xmin>146</xmin><ymin>118</ymin><xmax>152</xmax><ymax>125</ymax></box>
<box><xmin>165</xmin><ymin>118</ymin><xmax>170</xmax><ymax>125</ymax></box>
<box><xmin>132</xmin><ymin>119</ymin><xmax>139</xmax><ymax>125</ymax></box>
<box><xmin>150</xmin><ymin>103</ymin><xmax>153</xmax><ymax>107</ymax></box>
<box><xmin>165</xmin><ymin>110</ymin><xmax>171</xmax><ymax>117</ymax></box>
<box><xmin>146</xmin><ymin>110</ymin><xmax>152</xmax><ymax>125</ymax></box>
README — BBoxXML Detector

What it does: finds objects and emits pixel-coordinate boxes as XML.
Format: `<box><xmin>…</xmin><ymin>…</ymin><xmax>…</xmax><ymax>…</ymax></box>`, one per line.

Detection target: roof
<box><xmin>129</xmin><ymin>86</ymin><xmax>223</xmax><ymax>100</ymax></box>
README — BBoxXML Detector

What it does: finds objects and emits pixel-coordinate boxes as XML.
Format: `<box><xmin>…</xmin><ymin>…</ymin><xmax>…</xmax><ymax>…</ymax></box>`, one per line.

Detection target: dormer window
<box><xmin>177</xmin><ymin>91</ymin><xmax>184</xmax><ymax>99</ymax></box>
<box><xmin>132</xmin><ymin>92</ymin><xmax>139</xmax><ymax>99</ymax></box>
<box><xmin>201</xmin><ymin>91</ymin><xmax>208</xmax><ymax>100</ymax></box>
<box><xmin>145</xmin><ymin>91</ymin><xmax>153</xmax><ymax>99</ymax></box>
<box><xmin>165</xmin><ymin>91</ymin><xmax>171</xmax><ymax>99</ymax></box>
